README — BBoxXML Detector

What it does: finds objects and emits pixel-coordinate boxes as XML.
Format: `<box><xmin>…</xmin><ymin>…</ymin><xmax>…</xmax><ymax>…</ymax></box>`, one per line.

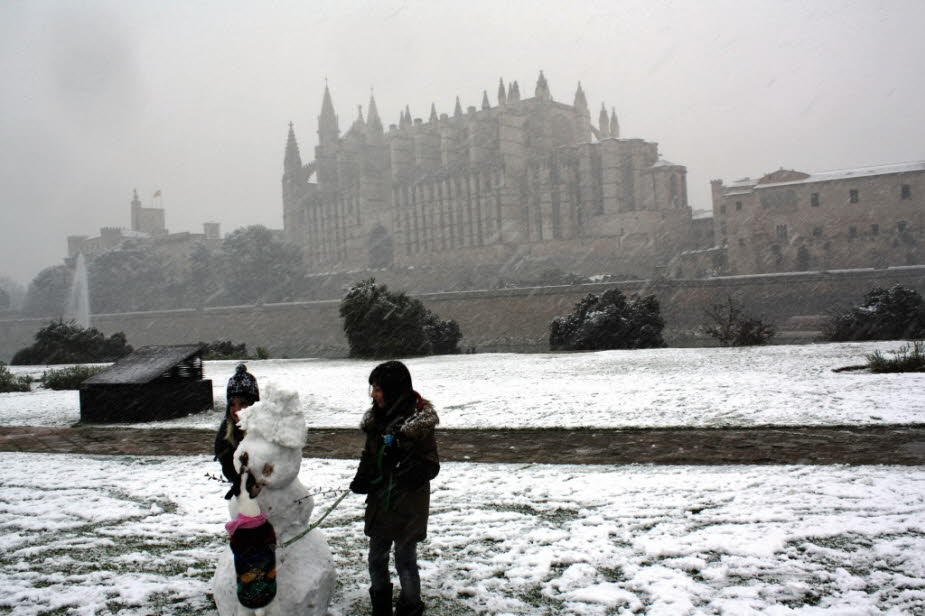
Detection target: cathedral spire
<box><xmin>318</xmin><ymin>83</ymin><xmax>339</xmax><ymax>144</ymax></box>
<box><xmin>573</xmin><ymin>82</ymin><xmax>587</xmax><ymax>110</ymax></box>
<box><xmin>284</xmin><ymin>121</ymin><xmax>302</xmax><ymax>173</ymax></box>
<box><xmin>498</xmin><ymin>78</ymin><xmax>507</xmax><ymax>106</ymax></box>
<box><xmin>454</xmin><ymin>96</ymin><xmax>463</xmax><ymax>118</ymax></box>
<box><xmin>351</xmin><ymin>104</ymin><xmax>365</xmax><ymax>134</ymax></box>
<box><xmin>599</xmin><ymin>103</ymin><xmax>609</xmax><ymax>137</ymax></box>
<box><xmin>367</xmin><ymin>93</ymin><xmax>383</xmax><ymax>135</ymax></box>
<box><xmin>610</xmin><ymin>108</ymin><xmax>619</xmax><ymax>138</ymax></box>
<box><xmin>429</xmin><ymin>103</ymin><xmax>438</xmax><ymax>123</ymax></box>
<box><xmin>399</xmin><ymin>106</ymin><xmax>411</xmax><ymax>129</ymax></box>
<box><xmin>481</xmin><ymin>90</ymin><xmax>490</xmax><ymax>110</ymax></box>
<box><xmin>535</xmin><ymin>70</ymin><xmax>551</xmax><ymax>101</ymax></box>
<box><xmin>511</xmin><ymin>81</ymin><xmax>521</xmax><ymax>102</ymax></box>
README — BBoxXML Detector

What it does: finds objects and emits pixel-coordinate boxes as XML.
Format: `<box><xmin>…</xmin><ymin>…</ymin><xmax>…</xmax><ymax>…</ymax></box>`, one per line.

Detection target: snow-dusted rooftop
<box><xmin>756</xmin><ymin>161</ymin><xmax>925</xmax><ymax>189</ymax></box>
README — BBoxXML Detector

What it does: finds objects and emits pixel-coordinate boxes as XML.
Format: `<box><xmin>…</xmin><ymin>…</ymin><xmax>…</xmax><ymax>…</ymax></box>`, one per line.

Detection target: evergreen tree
<box><xmin>23</xmin><ymin>265</ymin><xmax>72</xmax><ymax>317</ymax></box>
<box><xmin>825</xmin><ymin>285</ymin><xmax>925</xmax><ymax>341</ymax></box>
<box><xmin>340</xmin><ymin>279</ymin><xmax>462</xmax><ymax>357</ymax></box>
<box><xmin>11</xmin><ymin>320</ymin><xmax>133</xmax><ymax>365</ymax></box>
<box><xmin>221</xmin><ymin>225</ymin><xmax>303</xmax><ymax>304</ymax></box>
<box><xmin>550</xmin><ymin>288</ymin><xmax>666</xmax><ymax>350</ymax></box>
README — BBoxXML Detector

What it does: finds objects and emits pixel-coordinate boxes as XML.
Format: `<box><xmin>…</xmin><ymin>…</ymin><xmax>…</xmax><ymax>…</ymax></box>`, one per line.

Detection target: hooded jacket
<box><xmin>351</xmin><ymin>391</ymin><xmax>440</xmax><ymax>543</ymax></box>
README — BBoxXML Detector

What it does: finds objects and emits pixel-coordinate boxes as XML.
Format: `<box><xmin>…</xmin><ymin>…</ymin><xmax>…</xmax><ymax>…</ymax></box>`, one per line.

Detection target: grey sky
<box><xmin>1</xmin><ymin>0</ymin><xmax>923</xmax><ymax>285</ymax></box>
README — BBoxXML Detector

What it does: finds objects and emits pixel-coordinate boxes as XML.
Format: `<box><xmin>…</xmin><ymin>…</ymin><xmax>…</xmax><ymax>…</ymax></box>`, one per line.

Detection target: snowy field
<box><xmin>2</xmin><ymin>341</ymin><xmax>924</xmax><ymax>429</ymax></box>
<box><xmin>1</xmin><ymin>452</ymin><xmax>923</xmax><ymax>615</ymax></box>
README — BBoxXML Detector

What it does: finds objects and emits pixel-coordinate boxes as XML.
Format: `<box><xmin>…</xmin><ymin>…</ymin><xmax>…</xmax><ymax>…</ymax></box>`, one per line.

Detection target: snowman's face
<box><xmin>234</xmin><ymin>435</ymin><xmax>302</xmax><ymax>490</ymax></box>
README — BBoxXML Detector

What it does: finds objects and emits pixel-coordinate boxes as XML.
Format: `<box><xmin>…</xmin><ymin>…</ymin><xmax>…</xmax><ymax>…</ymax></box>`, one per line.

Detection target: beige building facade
<box><xmin>712</xmin><ymin>162</ymin><xmax>925</xmax><ymax>275</ymax></box>
<box><xmin>282</xmin><ymin>73</ymin><xmax>693</xmax><ymax>281</ymax></box>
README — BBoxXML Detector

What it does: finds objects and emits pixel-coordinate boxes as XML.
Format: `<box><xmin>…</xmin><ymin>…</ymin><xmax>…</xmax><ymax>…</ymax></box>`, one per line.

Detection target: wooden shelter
<box><xmin>79</xmin><ymin>344</ymin><xmax>213</xmax><ymax>423</ymax></box>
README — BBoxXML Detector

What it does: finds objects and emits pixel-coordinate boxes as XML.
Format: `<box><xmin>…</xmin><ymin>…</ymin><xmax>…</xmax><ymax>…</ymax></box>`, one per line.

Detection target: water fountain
<box><xmin>65</xmin><ymin>253</ymin><xmax>91</xmax><ymax>328</ymax></box>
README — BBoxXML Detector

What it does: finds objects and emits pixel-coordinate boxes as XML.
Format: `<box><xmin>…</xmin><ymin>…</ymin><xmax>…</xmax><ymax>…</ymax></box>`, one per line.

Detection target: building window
<box><xmin>776</xmin><ymin>224</ymin><xmax>788</xmax><ymax>241</ymax></box>
<box><xmin>902</xmin><ymin>184</ymin><xmax>911</xmax><ymax>199</ymax></box>
<box><xmin>735</xmin><ymin>200</ymin><xmax>742</xmax><ymax>211</ymax></box>
<box><xmin>849</xmin><ymin>226</ymin><xmax>857</xmax><ymax>238</ymax></box>
<box><xmin>898</xmin><ymin>221</ymin><xmax>907</xmax><ymax>233</ymax></box>
<box><xmin>870</xmin><ymin>223</ymin><xmax>879</xmax><ymax>235</ymax></box>
<box><xmin>720</xmin><ymin>204</ymin><xmax>727</xmax><ymax>215</ymax></box>
<box><xmin>812</xmin><ymin>226</ymin><xmax>823</xmax><ymax>238</ymax></box>
<box><xmin>811</xmin><ymin>192</ymin><xmax>820</xmax><ymax>207</ymax></box>
<box><xmin>720</xmin><ymin>222</ymin><xmax>727</xmax><ymax>236</ymax></box>
<box><xmin>849</xmin><ymin>189</ymin><xmax>859</xmax><ymax>203</ymax></box>
<box><xmin>738</xmin><ymin>237</ymin><xmax>745</xmax><ymax>247</ymax></box>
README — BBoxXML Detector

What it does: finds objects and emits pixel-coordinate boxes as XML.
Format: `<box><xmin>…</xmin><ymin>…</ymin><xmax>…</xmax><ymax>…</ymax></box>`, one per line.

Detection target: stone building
<box><xmin>130</xmin><ymin>189</ymin><xmax>167</xmax><ymax>236</ymax></box>
<box><xmin>282</xmin><ymin>73</ymin><xmax>693</xmax><ymax>283</ymax></box>
<box><xmin>66</xmin><ymin>190</ymin><xmax>222</xmax><ymax>270</ymax></box>
<box><xmin>712</xmin><ymin>161</ymin><xmax>925</xmax><ymax>275</ymax></box>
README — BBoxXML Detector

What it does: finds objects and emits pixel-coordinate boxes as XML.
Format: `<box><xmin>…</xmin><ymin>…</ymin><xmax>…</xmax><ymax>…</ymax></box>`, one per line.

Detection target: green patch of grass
<box><xmin>520</xmin><ymin>585</ymin><xmax>565</xmax><ymax>612</ymax></box>
<box><xmin>866</xmin><ymin>341</ymin><xmax>925</xmax><ymax>373</ymax></box>
<box><xmin>484</xmin><ymin>502</ymin><xmax>580</xmax><ymax>523</ymax></box>
<box><xmin>40</xmin><ymin>365</ymin><xmax>106</xmax><ymax>390</ymax></box>
<box><xmin>599</xmin><ymin>565</ymin><xmax>625</xmax><ymax>582</ymax></box>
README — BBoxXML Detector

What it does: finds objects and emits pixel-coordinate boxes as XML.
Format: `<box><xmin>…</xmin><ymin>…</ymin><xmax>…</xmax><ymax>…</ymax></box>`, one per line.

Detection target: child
<box><xmin>350</xmin><ymin>361</ymin><xmax>440</xmax><ymax>616</ymax></box>
<box><xmin>214</xmin><ymin>363</ymin><xmax>260</xmax><ymax>500</ymax></box>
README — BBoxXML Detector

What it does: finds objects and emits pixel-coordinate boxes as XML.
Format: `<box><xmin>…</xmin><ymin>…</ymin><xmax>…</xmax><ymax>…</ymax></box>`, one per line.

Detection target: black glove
<box><xmin>350</xmin><ymin>476</ymin><xmax>371</xmax><ymax>495</ymax></box>
<box><xmin>224</xmin><ymin>478</ymin><xmax>241</xmax><ymax>500</ymax></box>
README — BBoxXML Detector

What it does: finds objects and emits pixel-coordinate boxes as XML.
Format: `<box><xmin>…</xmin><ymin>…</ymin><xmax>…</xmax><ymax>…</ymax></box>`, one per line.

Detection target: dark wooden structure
<box><xmin>79</xmin><ymin>345</ymin><xmax>213</xmax><ymax>423</ymax></box>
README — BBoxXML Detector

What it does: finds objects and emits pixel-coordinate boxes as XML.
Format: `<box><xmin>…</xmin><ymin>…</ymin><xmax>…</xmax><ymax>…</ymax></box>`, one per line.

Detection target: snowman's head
<box><xmin>234</xmin><ymin>383</ymin><xmax>306</xmax><ymax>490</ymax></box>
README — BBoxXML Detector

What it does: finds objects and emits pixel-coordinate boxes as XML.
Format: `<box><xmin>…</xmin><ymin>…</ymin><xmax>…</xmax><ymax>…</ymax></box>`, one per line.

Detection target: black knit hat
<box><xmin>369</xmin><ymin>360</ymin><xmax>412</xmax><ymax>407</ymax></box>
<box><xmin>227</xmin><ymin>364</ymin><xmax>260</xmax><ymax>405</ymax></box>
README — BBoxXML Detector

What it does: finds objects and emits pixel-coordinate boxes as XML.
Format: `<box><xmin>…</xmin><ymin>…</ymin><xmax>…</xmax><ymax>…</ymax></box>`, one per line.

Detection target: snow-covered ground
<box><xmin>1</xmin><ymin>452</ymin><xmax>922</xmax><ymax>615</ymax></box>
<box><xmin>2</xmin><ymin>341</ymin><xmax>924</xmax><ymax>429</ymax></box>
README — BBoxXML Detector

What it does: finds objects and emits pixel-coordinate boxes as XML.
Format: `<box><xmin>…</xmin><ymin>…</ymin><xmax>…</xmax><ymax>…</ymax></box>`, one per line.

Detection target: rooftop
<box><xmin>83</xmin><ymin>345</ymin><xmax>205</xmax><ymax>385</ymax></box>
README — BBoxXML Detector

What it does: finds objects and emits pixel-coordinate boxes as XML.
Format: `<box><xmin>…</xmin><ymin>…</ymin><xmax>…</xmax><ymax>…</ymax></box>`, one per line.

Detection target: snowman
<box><xmin>212</xmin><ymin>383</ymin><xmax>336</xmax><ymax>615</ymax></box>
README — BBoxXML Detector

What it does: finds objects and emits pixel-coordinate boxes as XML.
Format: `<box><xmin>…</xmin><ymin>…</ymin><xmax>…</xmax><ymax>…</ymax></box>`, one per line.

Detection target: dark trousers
<box><xmin>368</xmin><ymin>536</ymin><xmax>420</xmax><ymax>602</ymax></box>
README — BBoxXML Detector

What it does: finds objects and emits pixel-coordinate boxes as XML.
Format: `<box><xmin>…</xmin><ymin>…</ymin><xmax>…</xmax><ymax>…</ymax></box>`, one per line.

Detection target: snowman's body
<box><xmin>212</xmin><ymin>385</ymin><xmax>335</xmax><ymax>616</ymax></box>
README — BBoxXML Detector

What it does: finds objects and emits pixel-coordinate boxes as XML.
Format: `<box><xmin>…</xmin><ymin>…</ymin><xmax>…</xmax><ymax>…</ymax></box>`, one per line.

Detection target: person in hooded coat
<box><xmin>350</xmin><ymin>361</ymin><xmax>440</xmax><ymax>616</ymax></box>
<box><xmin>214</xmin><ymin>363</ymin><xmax>260</xmax><ymax>500</ymax></box>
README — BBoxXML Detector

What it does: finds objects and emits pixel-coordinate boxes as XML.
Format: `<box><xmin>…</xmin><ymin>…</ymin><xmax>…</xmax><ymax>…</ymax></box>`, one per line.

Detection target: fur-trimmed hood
<box><xmin>360</xmin><ymin>395</ymin><xmax>439</xmax><ymax>440</ymax></box>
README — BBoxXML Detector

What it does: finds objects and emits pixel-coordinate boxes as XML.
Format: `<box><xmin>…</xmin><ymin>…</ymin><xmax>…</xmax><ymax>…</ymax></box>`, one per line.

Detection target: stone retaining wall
<box><xmin>2</xmin><ymin>267</ymin><xmax>924</xmax><ymax>361</ymax></box>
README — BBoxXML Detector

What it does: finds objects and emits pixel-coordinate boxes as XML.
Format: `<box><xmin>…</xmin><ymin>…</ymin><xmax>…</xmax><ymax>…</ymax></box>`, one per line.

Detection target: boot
<box><xmin>370</xmin><ymin>584</ymin><xmax>393</xmax><ymax>616</ymax></box>
<box><xmin>395</xmin><ymin>596</ymin><xmax>424</xmax><ymax>616</ymax></box>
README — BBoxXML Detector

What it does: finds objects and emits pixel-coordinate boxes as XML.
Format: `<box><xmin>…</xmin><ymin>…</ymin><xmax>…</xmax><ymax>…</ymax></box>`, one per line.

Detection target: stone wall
<box><xmin>3</xmin><ymin>266</ymin><xmax>924</xmax><ymax>362</ymax></box>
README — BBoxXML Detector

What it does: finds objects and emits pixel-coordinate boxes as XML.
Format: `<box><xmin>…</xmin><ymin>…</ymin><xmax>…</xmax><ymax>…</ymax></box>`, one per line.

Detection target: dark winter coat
<box><xmin>214</xmin><ymin>419</ymin><xmax>244</xmax><ymax>500</ymax></box>
<box><xmin>351</xmin><ymin>392</ymin><xmax>440</xmax><ymax>543</ymax></box>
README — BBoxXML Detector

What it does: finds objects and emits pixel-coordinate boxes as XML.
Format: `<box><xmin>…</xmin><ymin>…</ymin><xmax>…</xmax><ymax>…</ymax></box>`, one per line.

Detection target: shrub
<box><xmin>11</xmin><ymin>320</ymin><xmax>133</xmax><ymax>365</ymax></box>
<box><xmin>824</xmin><ymin>285</ymin><xmax>925</xmax><ymax>341</ymax></box>
<box><xmin>0</xmin><ymin>362</ymin><xmax>31</xmax><ymax>393</ymax></box>
<box><xmin>423</xmin><ymin>312</ymin><xmax>462</xmax><ymax>355</ymax></box>
<box><xmin>702</xmin><ymin>297</ymin><xmax>775</xmax><ymax>346</ymax></box>
<box><xmin>41</xmin><ymin>365</ymin><xmax>106</xmax><ymax>390</ymax></box>
<box><xmin>340</xmin><ymin>279</ymin><xmax>462</xmax><ymax>358</ymax></box>
<box><xmin>198</xmin><ymin>340</ymin><xmax>271</xmax><ymax>360</ymax></box>
<box><xmin>550</xmin><ymin>288</ymin><xmax>666</xmax><ymax>351</ymax></box>
<box><xmin>200</xmin><ymin>340</ymin><xmax>249</xmax><ymax>360</ymax></box>
<box><xmin>865</xmin><ymin>341</ymin><xmax>925</xmax><ymax>373</ymax></box>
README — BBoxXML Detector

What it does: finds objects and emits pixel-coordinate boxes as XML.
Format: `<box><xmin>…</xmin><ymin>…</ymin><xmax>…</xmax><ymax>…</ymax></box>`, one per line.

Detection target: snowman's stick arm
<box><xmin>282</xmin><ymin>489</ymin><xmax>351</xmax><ymax>548</ymax></box>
